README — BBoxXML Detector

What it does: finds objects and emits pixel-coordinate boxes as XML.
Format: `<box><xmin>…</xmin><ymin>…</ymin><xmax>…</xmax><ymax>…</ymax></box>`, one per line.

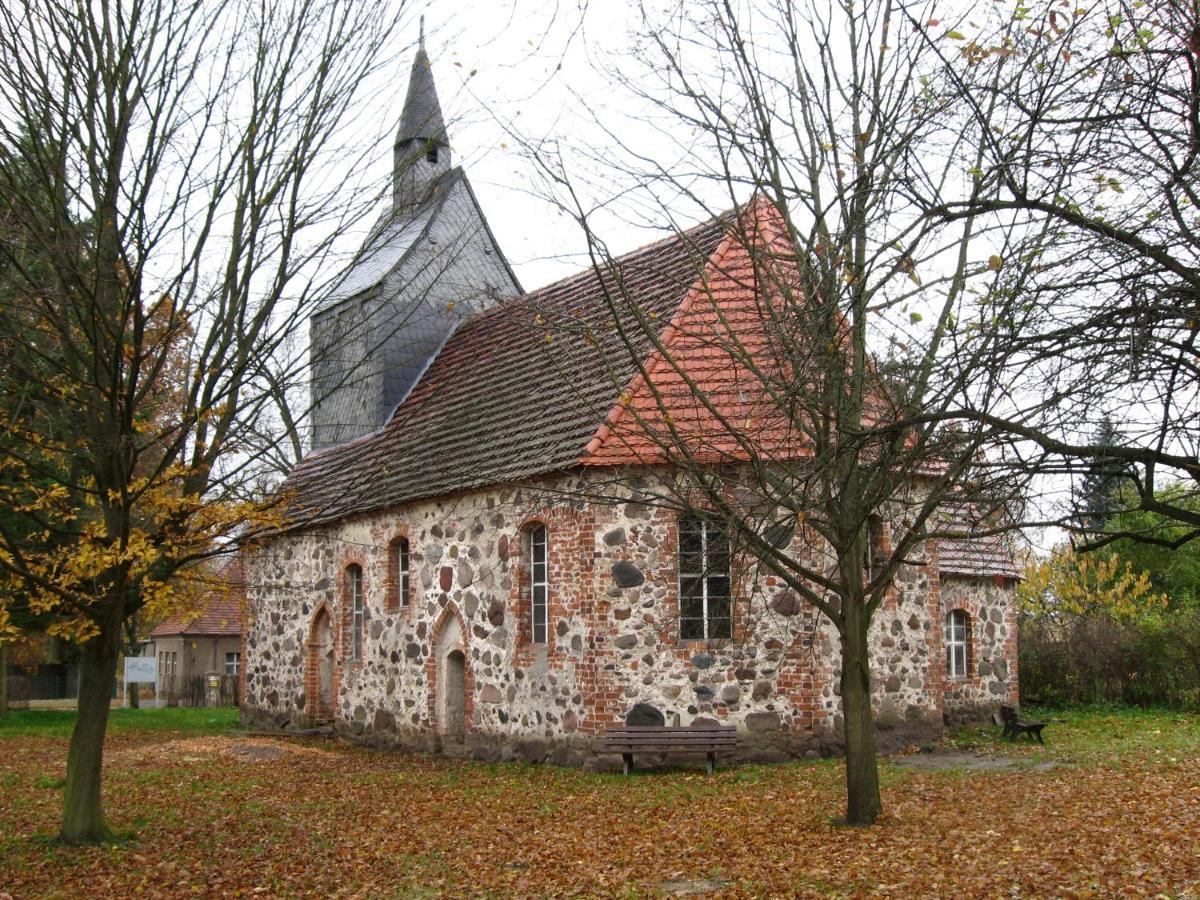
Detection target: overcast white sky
<box><xmin>340</xmin><ymin>0</ymin><xmax>709</xmax><ymax>292</ymax></box>
<box><xmin>310</xmin><ymin>0</ymin><xmax>1086</xmax><ymax>551</ymax></box>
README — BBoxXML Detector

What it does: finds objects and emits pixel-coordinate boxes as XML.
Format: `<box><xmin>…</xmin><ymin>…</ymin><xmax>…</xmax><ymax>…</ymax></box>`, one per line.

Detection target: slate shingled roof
<box><xmin>396</xmin><ymin>45</ymin><xmax>447</xmax><ymax>149</ymax></box>
<box><xmin>283</xmin><ymin>214</ymin><xmax>733</xmax><ymax>526</ymax></box>
<box><xmin>151</xmin><ymin>558</ymin><xmax>245</xmax><ymax>637</ymax></box>
<box><xmin>320</xmin><ymin>167</ymin><xmax>463</xmax><ymax>310</ymax></box>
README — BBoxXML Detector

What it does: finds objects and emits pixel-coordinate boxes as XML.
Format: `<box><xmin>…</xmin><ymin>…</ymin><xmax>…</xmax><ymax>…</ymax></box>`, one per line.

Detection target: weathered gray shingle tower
<box><xmin>310</xmin><ymin>28</ymin><xmax>521</xmax><ymax>451</ymax></box>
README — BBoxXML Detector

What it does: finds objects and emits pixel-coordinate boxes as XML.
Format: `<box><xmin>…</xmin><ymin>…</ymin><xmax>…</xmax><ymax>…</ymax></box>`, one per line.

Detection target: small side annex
<box><xmin>242</xmin><ymin>203</ymin><xmax>1021</xmax><ymax>764</ymax></box>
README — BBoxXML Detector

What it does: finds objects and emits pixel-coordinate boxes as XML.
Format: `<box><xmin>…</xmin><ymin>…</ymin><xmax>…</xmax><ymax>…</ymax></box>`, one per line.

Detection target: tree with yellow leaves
<box><xmin>0</xmin><ymin>2</ymin><xmax>406</xmax><ymax>844</ymax></box>
<box><xmin>1018</xmin><ymin>544</ymin><xmax>1166</xmax><ymax>624</ymax></box>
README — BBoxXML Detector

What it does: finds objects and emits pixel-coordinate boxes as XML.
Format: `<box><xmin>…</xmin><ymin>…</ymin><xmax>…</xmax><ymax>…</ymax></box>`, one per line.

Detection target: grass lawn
<box><xmin>0</xmin><ymin>706</ymin><xmax>240</xmax><ymax>739</ymax></box>
<box><xmin>0</xmin><ymin>705</ymin><xmax>1197</xmax><ymax>897</ymax></box>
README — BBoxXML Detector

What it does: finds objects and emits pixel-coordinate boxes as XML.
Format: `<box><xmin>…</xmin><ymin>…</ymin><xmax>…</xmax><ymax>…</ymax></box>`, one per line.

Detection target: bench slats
<box><xmin>601</xmin><ymin>725</ymin><xmax>738</xmax><ymax>775</ymax></box>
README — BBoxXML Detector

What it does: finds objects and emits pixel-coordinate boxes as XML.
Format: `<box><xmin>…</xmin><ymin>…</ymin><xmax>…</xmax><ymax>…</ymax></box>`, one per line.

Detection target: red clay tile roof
<box><xmin>278</xmin><ymin>200</ymin><xmax>1021</xmax><ymax>584</ymax></box>
<box><xmin>151</xmin><ymin>557</ymin><xmax>245</xmax><ymax>637</ymax></box>
<box><xmin>937</xmin><ymin>507</ymin><xmax>1023</xmax><ymax>580</ymax></box>
<box><xmin>582</xmin><ymin>197</ymin><xmax>814</xmax><ymax>466</ymax></box>
<box><xmin>282</xmin><ymin>213</ymin><xmax>732</xmax><ymax>526</ymax></box>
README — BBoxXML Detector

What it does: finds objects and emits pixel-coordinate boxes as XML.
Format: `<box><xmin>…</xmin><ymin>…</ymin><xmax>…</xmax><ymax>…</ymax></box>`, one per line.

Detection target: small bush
<box><xmin>1020</xmin><ymin>611</ymin><xmax>1200</xmax><ymax>709</ymax></box>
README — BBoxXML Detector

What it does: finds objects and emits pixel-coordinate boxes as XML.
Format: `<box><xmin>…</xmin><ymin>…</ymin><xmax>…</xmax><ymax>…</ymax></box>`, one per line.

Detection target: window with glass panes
<box><xmin>678</xmin><ymin>516</ymin><xmax>732</xmax><ymax>639</ymax></box>
<box><xmin>390</xmin><ymin>537</ymin><xmax>410</xmax><ymax>608</ymax></box>
<box><xmin>225</xmin><ymin>651</ymin><xmax>240</xmax><ymax>676</ymax></box>
<box><xmin>945</xmin><ymin>610</ymin><xmax>968</xmax><ymax>677</ymax></box>
<box><xmin>348</xmin><ymin>564</ymin><xmax>364</xmax><ymax>659</ymax></box>
<box><xmin>529</xmin><ymin>524</ymin><xmax>548</xmax><ymax>643</ymax></box>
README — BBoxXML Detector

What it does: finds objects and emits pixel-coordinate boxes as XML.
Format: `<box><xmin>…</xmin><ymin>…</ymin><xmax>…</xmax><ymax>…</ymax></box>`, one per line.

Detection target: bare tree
<box><xmin>0</xmin><ymin>0</ymin><xmax>405</xmax><ymax>843</ymax></box>
<box><xmin>521</xmin><ymin>0</ymin><xmax>1034</xmax><ymax>824</ymax></box>
<box><xmin>922</xmin><ymin>0</ymin><xmax>1200</xmax><ymax>547</ymax></box>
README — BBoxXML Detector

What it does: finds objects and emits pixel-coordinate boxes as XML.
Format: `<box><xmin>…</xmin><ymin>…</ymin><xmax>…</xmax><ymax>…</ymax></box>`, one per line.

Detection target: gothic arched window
<box><xmin>347</xmin><ymin>564</ymin><xmax>364</xmax><ymax>660</ymax></box>
<box><xmin>388</xmin><ymin>537</ymin><xmax>410</xmax><ymax>610</ymax></box>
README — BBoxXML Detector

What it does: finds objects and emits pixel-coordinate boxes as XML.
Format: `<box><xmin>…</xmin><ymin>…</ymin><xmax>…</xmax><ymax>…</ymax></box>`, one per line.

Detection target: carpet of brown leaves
<box><xmin>1</xmin><ymin>719</ymin><xmax>1198</xmax><ymax>897</ymax></box>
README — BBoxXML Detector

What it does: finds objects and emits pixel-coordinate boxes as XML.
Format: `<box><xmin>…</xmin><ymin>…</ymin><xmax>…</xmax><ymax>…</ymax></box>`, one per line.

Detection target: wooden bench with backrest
<box><xmin>601</xmin><ymin>725</ymin><xmax>739</xmax><ymax>775</ymax></box>
<box><xmin>995</xmin><ymin>704</ymin><xmax>1048</xmax><ymax>743</ymax></box>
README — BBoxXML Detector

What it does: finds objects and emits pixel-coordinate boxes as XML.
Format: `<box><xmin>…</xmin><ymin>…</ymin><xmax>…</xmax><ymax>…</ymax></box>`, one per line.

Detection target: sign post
<box><xmin>123</xmin><ymin>656</ymin><xmax>157</xmax><ymax>708</ymax></box>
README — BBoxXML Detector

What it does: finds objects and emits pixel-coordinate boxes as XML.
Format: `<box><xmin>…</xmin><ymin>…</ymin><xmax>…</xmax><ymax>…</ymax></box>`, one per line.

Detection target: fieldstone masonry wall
<box><xmin>243</xmin><ymin>470</ymin><xmax>1018</xmax><ymax>763</ymax></box>
<box><xmin>938</xmin><ymin>575</ymin><xmax>1020</xmax><ymax>723</ymax></box>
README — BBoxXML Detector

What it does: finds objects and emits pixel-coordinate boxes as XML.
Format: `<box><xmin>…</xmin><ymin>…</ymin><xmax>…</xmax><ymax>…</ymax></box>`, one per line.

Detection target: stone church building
<box><xmin>242</xmin><ymin>41</ymin><xmax>1021</xmax><ymax>763</ymax></box>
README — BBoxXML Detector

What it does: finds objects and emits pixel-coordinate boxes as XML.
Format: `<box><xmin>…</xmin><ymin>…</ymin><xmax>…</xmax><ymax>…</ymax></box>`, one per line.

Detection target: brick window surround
<box><xmin>385</xmin><ymin>532</ymin><xmax>413</xmax><ymax>612</ymax></box>
<box><xmin>678</xmin><ymin>514</ymin><xmax>733</xmax><ymax>641</ymax></box>
<box><xmin>945</xmin><ymin>608</ymin><xmax>971</xmax><ymax>679</ymax></box>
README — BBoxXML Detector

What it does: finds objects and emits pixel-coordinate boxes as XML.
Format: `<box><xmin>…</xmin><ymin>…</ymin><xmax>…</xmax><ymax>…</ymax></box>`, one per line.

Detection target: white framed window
<box><xmin>225</xmin><ymin>652</ymin><xmax>240</xmax><ymax>676</ymax></box>
<box><xmin>529</xmin><ymin>524</ymin><xmax>548</xmax><ymax>644</ymax></box>
<box><xmin>390</xmin><ymin>537</ymin><xmax>410</xmax><ymax>609</ymax></box>
<box><xmin>946</xmin><ymin>609</ymin><xmax>969</xmax><ymax>678</ymax></box>
<box><xmin>348</xmin><ymin>564</ymin><xmax>364</xmax><ymax>660</ymax></box>
<box><xmin>678</xmin><ymin>516</ymin><xmax>732</xmax><ymax>640</ymax></box>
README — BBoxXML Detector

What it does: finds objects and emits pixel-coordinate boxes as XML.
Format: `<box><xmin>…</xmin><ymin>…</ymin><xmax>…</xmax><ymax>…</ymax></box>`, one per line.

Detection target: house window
<box><xmin>347</xmin><ymin>564</ymin><xmax>364</xmax><ymax>660</ymax></box>
<box><xmin>529</xmin><ymin>524</ymin><xmax>549</xmax><ymax>644</ymax></box>
<box><xmin>946</xmin><ymin>610</ymin><xmax>969</xmax><ymax>678</ymax></box>
<box><xmin>225</xmin><ymin>652</ymin><xmax>240</xmax><ymax>676</ymax></box>
<box><xmin>678</xmin><ymin>515</ymin><xmax>732</xmax><ymax>640</ymax></box>
<box><xmin>389</xmin><ymin>537</ymin><xmax>410</xmax><ymax>609</ymax></box>
<box><xmin>426</xmin><ymin>146</ymin><xmax>439</xmax><ymax>164</ymax></box>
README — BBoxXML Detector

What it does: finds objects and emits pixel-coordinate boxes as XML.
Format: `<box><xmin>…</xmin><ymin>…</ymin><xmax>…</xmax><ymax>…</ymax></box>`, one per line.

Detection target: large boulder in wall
<box><xmin>625</xmin><ymin>702</ymin><xmax>666</xmax><ymax>726</ymax></box>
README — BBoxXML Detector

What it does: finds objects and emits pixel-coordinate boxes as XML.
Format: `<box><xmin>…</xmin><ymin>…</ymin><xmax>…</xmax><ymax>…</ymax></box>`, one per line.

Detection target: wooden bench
<box><xmin>602</xmin><ymin>725</ymin><xmax>738</xmax><ymax>775</ymax></box>
<box><xmin>995</xmin><ymin>704</ymin><xmax>1047</xmax><ymax>743</ymax></box>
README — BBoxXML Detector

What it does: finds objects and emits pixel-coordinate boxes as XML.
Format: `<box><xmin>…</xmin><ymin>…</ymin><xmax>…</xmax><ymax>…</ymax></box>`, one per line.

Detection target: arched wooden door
<box><xmin>434</xmin><ymin>612</ymin><xmax>467</xmax><ymax>744</ymax></box>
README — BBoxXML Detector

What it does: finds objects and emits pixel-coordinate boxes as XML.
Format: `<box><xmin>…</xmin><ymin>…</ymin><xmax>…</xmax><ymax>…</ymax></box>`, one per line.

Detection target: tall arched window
<box><xmin>945</xmin><ymin>609</ymin><xmax>969</xmax><ymax>678</ymax></box>
<box><xmin>389</xmin><ymin>537</ymin><xmax>410</xmax><ymax>610</ymax></box>
<box><xmin>347</xmin><ymin>564</ymin><xmax>364</xmax><ymax>660</ymax></box>
<box><xmin>678</xmin><ymin>515</ymin><xmax>732</xmax><ymax>640</ymax></box>
<box><xmin>528</xmin><ymin>524</ymin><xmax>549</xmax><ymax>644</ymax></box>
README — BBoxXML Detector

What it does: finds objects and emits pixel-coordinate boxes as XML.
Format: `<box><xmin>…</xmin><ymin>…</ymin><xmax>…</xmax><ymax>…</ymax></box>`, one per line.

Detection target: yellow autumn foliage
<box><xmin>1018</xmin><ymin>543</ymin><xmax>1166</xmax><ymax>622</ymax></box>
<box><xmin>0</xmin><ymin>438</ymin><xmax>284</xmax><ymax>645</ymax></box>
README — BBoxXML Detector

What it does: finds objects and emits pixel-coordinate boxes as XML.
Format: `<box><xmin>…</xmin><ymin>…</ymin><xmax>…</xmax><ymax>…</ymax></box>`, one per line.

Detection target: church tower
<box><xmin>392</xmin><ymin>32</ymin><xmax>450</xmax><ymax>213</ymax></box>
<box><xmin>309</xmin><ymin>28</ymin><xmax>521</xmax><ymax>452</ymax></box>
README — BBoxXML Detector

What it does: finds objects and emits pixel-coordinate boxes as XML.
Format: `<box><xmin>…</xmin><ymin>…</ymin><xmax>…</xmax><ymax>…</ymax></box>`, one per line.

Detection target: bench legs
<box><xmin>1004</xmin><ymin>724</ymin><xmax>1046</xmax><ymax>744</ymax></box>
<box><xmin>618</xmin><ymin>751</ymin><xmax>720</xmax><ymax>775</ymax></box>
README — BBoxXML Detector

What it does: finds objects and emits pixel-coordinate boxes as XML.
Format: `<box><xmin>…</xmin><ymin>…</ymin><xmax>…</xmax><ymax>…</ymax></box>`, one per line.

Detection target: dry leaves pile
<box><xmin>1</xmin><ymin>723</ymin><xmax>1197</xmax><ymax>897</ymax></box>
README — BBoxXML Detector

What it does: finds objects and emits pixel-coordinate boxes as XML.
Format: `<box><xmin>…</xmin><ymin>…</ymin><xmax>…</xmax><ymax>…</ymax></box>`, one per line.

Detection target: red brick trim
<box><xmin>339</xmin><ymin>555</ymin><xmax>367</xmax><ymax>667</ymax></box>
<box><xmin>667</xmin><ymin>511</ymin><xmax>747</xmax><ymax>646</ymax></box>
<box><xmin>305</xmin><ymin>603</ymin><xmax>338</xmax><ymax>722</ymax></box>
<box><xmin>513</xmin><ymin>514</ymin><xmax>551</xmax><ymax>648</ymax></box>
<box><xmin>383</xmin><ymin>527</ymin><xmax>414</xmax><ymax>614</ymax></box>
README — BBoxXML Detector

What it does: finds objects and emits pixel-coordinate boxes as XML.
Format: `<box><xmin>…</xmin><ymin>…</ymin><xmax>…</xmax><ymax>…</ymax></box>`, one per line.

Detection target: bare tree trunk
<box><xmin>839</xmin><ymin>601</ymin><xmax>881</xmax><ymax>826</ymax></box>
<box><xmin>60</xmin><ymin>614</ymin><xmax>121</xmax><ymax>844</ymax></box>
<box><xmin>124</xmin><ymin>612</ymin><xmax>140</xmax><ymax>709</ymax></box>
<box><xmin>0</xmin><ymin>643</ymin><xmax>8</xmax><ymax>718</ymax></box>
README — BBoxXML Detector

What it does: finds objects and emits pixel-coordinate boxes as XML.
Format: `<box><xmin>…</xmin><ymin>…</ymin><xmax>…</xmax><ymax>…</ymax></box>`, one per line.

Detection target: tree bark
<box><xmin>839</xmin><ymin>601</ymin><xmax>882</xmax><ymax>826</ymax></box>
<box><xmin>0</xmin><ymin>642</ymin><xmax>8</xmax><ymax>718</ymax></box>
<box><xmin>60</xmin><ymin>619</ymin><xmax>121</xmax><ymax>844</ymax></box>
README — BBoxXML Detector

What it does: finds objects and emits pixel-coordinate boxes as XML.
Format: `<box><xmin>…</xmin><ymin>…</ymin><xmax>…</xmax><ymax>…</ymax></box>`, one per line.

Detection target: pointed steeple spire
<box><xmin>396</xmin><ymin>22</ymin><xmax>447</xmax><ymax>149</ymax></box>
<box><xmin>393</xmin><ymin>20</ymin><xmax>451</xmax><ymax>213</ymax></box>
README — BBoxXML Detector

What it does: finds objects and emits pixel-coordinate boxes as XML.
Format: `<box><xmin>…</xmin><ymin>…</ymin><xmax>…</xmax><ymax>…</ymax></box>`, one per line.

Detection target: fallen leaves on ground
<box><xmin>1</xmin><ymin>723</ymin><xmax>1198</xmax><ymax>898</ymax></box>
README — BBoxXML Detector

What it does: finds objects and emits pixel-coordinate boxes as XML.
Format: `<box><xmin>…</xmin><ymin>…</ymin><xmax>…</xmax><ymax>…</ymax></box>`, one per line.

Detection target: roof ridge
<box><xmin>579</xmin><ymin>223</ymin><xmax>742</xmax><ymax>462</ymax></box>
<box><xmin>458</xmin><ymin>209</ymin><xmax>739</xmax><ymax>330</ymax></box>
